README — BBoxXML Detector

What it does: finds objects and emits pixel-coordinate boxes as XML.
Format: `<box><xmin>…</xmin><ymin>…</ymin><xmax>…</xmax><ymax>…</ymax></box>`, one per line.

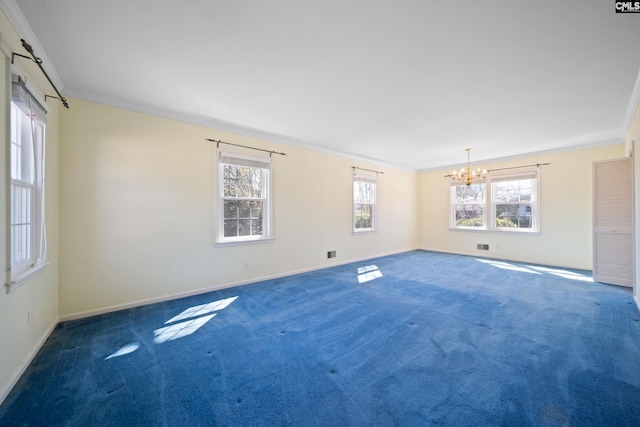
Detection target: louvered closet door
<box><xmin>593</xmin><ymin>157</ymin><xmax>633</xmax><ymax>287</ymax></box>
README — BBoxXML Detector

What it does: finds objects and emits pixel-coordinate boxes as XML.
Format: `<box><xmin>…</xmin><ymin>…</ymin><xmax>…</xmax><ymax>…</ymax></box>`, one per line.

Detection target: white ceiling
<box><xmin>5</xmin><ymin>0</ymin><xmax>640</xmax><ymax>170</ymax></box>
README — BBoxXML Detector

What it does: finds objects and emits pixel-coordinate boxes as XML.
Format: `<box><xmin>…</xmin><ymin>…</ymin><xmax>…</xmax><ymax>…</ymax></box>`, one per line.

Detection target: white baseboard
<box><xmin>418</xmin><ymin>247</ymin><xmax>591</xmax><ymax>271</ymax></box>
<box><xmin>0</xmin><ymin>318</ymin><xmax>58</xmax><ymax>406</ymax></box>
<box><xmin>60</xmin><ymin>248</ymin><xmax>418</xmax><ymax>322</ymax></box>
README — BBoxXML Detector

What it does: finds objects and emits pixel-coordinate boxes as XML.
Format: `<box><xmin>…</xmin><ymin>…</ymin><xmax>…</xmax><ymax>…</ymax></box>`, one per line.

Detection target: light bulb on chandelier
<box><xmin>451</xmin><ymin>148</ymin><xmax>487</xmax><ymax>186</ymax></box>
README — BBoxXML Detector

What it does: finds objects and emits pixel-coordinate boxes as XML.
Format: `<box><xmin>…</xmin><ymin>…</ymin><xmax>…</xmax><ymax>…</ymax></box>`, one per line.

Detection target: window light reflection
<box><xmin>105</xmin><ymin>342</ymin><xmax>141</xmax><ymax>360</ymax></box>
<box><xmin>165</xmin><ymin>296</ymin><xmax>238</xmax><ymax>324</ymax></box>
<box><xmin>526</xmin><ymin>265</ymin><xmax>594</xmax><ymax>282</ymax></box>
<box><xmin>106</xmin><ymin>296</ymin><xmax>239</xmax><ymax>359</ymax></box>
<box><xmin>475</xmin><ymin>259</ymin><xmax>542</xmax><ymax>275</ymax></box>
<box><xmin>154</xmin><ymin>314</ymin><xmax>216</xmax><ymax>344</ymax></box>
<box><xmin>358</xmin><ymin>265</ymin><xmax>383</xmax><ymax>283</ymax></box>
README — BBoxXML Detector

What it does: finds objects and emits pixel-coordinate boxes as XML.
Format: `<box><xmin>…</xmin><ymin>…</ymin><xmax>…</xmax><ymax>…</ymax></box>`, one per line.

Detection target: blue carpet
<box><xmin>1</xmin><ymin>250</ymin><xmax>639</xmax><ymax>426</ymax></box>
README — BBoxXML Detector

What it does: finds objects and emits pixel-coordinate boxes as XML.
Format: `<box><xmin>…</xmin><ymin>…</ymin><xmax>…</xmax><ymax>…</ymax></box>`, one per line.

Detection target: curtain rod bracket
<box><xmin>12</xmin><ymin>39</ymin><xmax>69</xmax><ymax>109</ymax></box>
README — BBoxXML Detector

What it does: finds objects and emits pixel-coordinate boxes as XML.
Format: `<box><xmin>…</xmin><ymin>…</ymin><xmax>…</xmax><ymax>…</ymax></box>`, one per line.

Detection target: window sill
<box><xmin>214</xmin><ymin>237</ymin><xmax>274</xmax><ymax>247</ymax></box>
<box><xmin>353</xmin><ymin>229</ymin><xmax>378</xmax><ymax>235</ymax></box>
<box><xmin>448</xmin><ymin>227</ymin><xmax>539</xmax><ymax>234</ymax></box>
<box><xmin>5</xmin><ymin>261</ymin><xmax>50</xmax><ymax>294</ymax></box>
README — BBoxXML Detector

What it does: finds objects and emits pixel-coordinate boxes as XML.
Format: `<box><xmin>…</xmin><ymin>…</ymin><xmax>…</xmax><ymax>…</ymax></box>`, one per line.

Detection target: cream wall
<box><xmin>418</xmin><ymin>144</ymin><xmax>625</xmax><ymax>270</ymax></box>
<box><xmin>0</xmin><ymin>14</ymin><xmax>59</xmax><ymax>402</ymax></box>
<box><xmin>58</xmin><ymin>98</ymin><xmax>418</xmax><ymax>317</ymax></box>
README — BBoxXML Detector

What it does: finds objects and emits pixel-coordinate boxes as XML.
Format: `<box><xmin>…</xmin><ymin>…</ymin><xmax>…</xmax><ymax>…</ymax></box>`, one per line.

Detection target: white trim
<box><xmin>215</xmin><ymin>148</ymin><xmax>273</xmax><ymax>243</ymax></box>
<box><xmin>63</xmin><ymin>87</ymin><xmax>416</xmax><ymax>172</ymax></box>
<box><xmin>214</xmin><ymin>237</ymin><xmax>274</xmax><ymax>247</ymax></box>
<box><xmin>419</xmin><ymin>247</ymin><xmax>590</xmax><ymax>272</ymax></box>
<box><xmin>623</xmin><ymin>66</ymin><xmax>640</xmax><ymax>142</ymax></box>
<box><xmin>0</xmin><ymin>318</ymin><xmax>57</xmax><ymax>406</ymax></box>
<box><xmin>420</xmin><ymin>137</ymin><xmax>623</xmax><ymax>174</ymax></box>
<box><xmin>59</xmin><ymin>248</ymin><xmax>418</xmax><ymax>322</ymax></box>
<box><xmin>0</xmin><ymin>0</ymin><xmax>65</xmax><ymax>90</ymax></box>
<box><xmin>635</xmin><ymin>294</ymin><xmax>640</xmax><ymax>313</ymax></box>
<box><xmin>4</xmin><ymin>261</ymin><xmax>49</xmax><ymax>293</ymax></box>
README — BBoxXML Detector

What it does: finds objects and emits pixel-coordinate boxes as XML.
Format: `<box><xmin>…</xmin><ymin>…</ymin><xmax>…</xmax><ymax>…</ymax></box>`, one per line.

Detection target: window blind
<box><xmin>11</xmin><ymin>74</ymin><xmax>47</xmax><ymax>124</ymax></box>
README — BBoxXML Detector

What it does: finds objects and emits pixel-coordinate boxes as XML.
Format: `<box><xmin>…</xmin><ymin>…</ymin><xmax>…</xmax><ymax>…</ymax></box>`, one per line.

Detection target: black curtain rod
<box><xmin>12</xmin><ymin>39</ymin><xmax>69</xmax><ymax>109</ymax></box>
<box><xmin>487</xmin><ymin>163</ymin><xmax>551</xmax><ymax>173</ymax></box>
<box><xmin>353</xmin><ymin>166</ymin><xmax>384</xmax><ymax>175</ymax></box>
<box><xmin>206</xmin><ymin>139</ymin><xmax>286</xmax><ymax>157</ymax></box>
<box><xmin>444</xmin><ymin>162</ymin><xmax>551</xmax><ymax>178</ymax></box>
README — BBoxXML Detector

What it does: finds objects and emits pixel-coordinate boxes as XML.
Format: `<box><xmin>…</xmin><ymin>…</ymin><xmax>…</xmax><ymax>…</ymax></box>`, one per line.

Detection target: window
<box><xmin>353</xmin><ymin>169</ymin><xmax>377</xmax><ymax>232</ymax></box>
<box><xmin>449</xmin><ymin>169</ymin><xmax>539</xmax><ymax>232</ymax></box>
<box><xmin>216</xmin><ymin>150</ymin><xmax>272</xmax><ymax>243</ymax></box>
<box><xmin>491</xmin><ymin>173</ymin><xmax>537</xmax><ymax>230</ymax></box>
<box><xmin>451</xmin><ymin>183</ymin><xmax>485</xmax><ymax>228</ymax></box>
<box><xmin>6</xmin><ymin>74</ymin><xmax>48</xmax><ymax>291</ymax></box>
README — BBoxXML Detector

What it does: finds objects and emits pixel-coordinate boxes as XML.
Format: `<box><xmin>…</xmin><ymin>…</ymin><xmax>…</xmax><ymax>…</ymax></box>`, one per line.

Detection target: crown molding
<box><xmin>418</xmin><ymin>134</ymin><xmax>624</xmax><ymax>173</ymax></box>
<box><xmin>0</xmin><ymin>0</ymin><xmax>65</xmax><ymax>90</ymax></box>
<box><xmin>63</xmin><ymin>87</ymin><xmax>416</xmax><ymax>173</ymax></box>
<box><xmin>623</xmin><ymin>66</ymin><xmax>640</xmax><ymax>139</ymax></box>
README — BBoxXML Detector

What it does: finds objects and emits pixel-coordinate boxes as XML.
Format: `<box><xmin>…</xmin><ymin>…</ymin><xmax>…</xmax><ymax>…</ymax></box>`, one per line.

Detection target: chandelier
<box><xmin>451</xmin><ymin>148</ymin><xmax>487</xmax><ymax>186</ymax></box>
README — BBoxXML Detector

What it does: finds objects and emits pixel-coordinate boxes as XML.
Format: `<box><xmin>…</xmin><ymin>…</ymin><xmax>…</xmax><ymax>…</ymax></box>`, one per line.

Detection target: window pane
<box><xmin>452</xmin><ymin>184</ymin><xmax>485</xmax><ymax>228</ymax></box>
<box><xmin>238</xmin><ymin>219</ymin><xmax>251</xmax><ymax>236</ymax></box>
<box><xmin>251</xmin><ymin>219</ymin><xmax>263</xmax><ymax>235</ymax></box>
<box><xmin>355</xmin><ymin>203</ymin><xmax>373</xmax><ymax>229</ymax></box>
<box><xmin>250</xmin><ymin>169</ymin><xmax>263</xmax><ymax>198</ymax></box>
<box><xmin>495</xmin><ymin>203</ymin><xmax>532</xmax><ymax>228</ymax></box>
<box><xmin>250</xmin><ymin>201</ymin><xmax>262</xmax><ymax>219</ymax></box>
<box><xmin>223</xmin><ymin>165</ymin><xmax>237</xmax><ymax>197</ymax></box>
<box><xmin>354</xmin><ymin>182</ymin><xmax>373</xmax><ymax>203</ymax></box>
<box><xmin>224</xmin><ymin>220</ymin><xmax>237</xmax><ymax>237</ymax></box>
<box><xmin>455</xmin><ymin>204</ymin><xmax>484</xmax><ymax>227</ymax></box>
<box><xmin>224</xmin><ymin>200</ymin><xmax>237</xmax><ymax>219</ymax></box>
<box><xmin>238</xmin><ymin>200</ymin><xmax>251</xmax><ymax>218</ymax></box>
<box><xmin>495</xmin><ymin>179</ymin><xmax>532</xmax><ymax>203</ymax></box>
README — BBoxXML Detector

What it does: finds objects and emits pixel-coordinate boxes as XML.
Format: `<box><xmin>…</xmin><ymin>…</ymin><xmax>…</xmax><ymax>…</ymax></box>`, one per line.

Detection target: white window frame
<box><xmin>450</xmin><ymin>182</ymin><xmax>487</xmax><ymax>229</ymax></box>
<box><xmin>353</xmin><ymin>169</ymin><xmax>377</xmax><ymax>233</ymax></box>
<box><xmin>490</xmin><ymin>169</ymin><xmax>539</xmax><ymax>232</ymax></box>
<box><xmin>449</xmin><ymin>167</ymin><xmax>540</xmax><ymax>233</ymax></box>
<box><xmin>215</xmin><ymin>149</ymin><xmax>273</xmax><ymax>244</ymax></box>
<box><xmin>6</xmin><ymin>75</ymin><xmax>48</xmax><ymax>293</ymax></box>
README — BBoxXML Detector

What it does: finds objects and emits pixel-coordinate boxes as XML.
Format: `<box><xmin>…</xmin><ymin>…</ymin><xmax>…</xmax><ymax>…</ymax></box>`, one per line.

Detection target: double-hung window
<box><xmin>449</xmin><ymin>168</ymin><xmax>539</xmax><ymax>232</ymax></box>
<box><xmin>353</xmin><ymin>169</ymin><xmax>377</xmax><ymax>232</ymax></box>
<box><xmin>451</xmin><ymin>183</ymin><xmax>486</xmax><ymax>228</ymax></box>
<box><xmin>491</xmin><ymin>171</ymin><xmax>537</xmax><ymax>230</ymax></box>
<box><xmin>6</xmin><ymin>74</ymin><xmax>48</xmax><ymax>291</ymax></box>
<box><xmin>216</xmin><ymin>150</ymin><xmax>272</xmax><ymax>243</ymax></box>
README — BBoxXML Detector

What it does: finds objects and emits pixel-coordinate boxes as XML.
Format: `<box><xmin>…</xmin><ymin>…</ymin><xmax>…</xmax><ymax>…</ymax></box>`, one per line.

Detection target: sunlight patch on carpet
<box><xmin>165</xmin><ymin>296</ymin><xmax>238</xmax><ymax>324</ymax></box>
<box><xmin>358</xmin><ymin>265</ymin><xmax>383</xmax><ymax>283</ymax></box>
<box><xmin>527</xmin><ymin>265</ymin><xmax>594</xmax><ymax>282</ymax></box>
<box><xmin>153</xmin><ymin>296</ymin><xmax>239</xmax><ymax>344</ymax></box>
<box><xmin>154</xmin><ymin>314</ymin><xmax>216</xmax><ymax>344</ymax></box>
<box><xmin>476</xmin><ymin>258</ymin><xmax>542</xmax><ymax>275</ymax></box>
<box><xmin>105</xmin><ymin>343</ymin><xmax>141</xmax><ymax>360</ymax></box>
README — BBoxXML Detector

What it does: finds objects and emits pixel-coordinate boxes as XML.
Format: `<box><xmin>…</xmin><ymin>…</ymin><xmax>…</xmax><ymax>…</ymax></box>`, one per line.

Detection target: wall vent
<box><xmin>327</xmin><ymin>250</ymin><xmax>337</xmax><ymax>258</ymax></box>
<box><xmin>477</xmin><ymin>244</ymin><xmax>489</xmax><ymax>251</ymax></box>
